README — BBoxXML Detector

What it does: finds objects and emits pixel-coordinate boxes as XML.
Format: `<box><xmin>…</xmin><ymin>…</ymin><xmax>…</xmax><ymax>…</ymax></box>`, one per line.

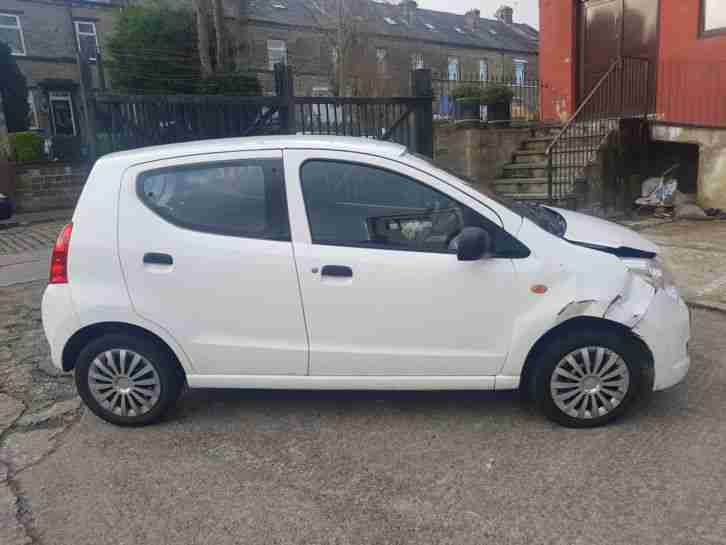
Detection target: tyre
<box><xmin>530</xmin><ymin>328</ymin><xmax>653</xmax><ymax>428</ymax></box>
<box><xmin>75</xmin><ymin>333</ymin><xmax>183</xmax><ymax>427</ymax></box>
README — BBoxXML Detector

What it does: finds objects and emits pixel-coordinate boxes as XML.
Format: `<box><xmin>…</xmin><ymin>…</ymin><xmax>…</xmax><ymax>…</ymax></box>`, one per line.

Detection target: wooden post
<box><xmin>275</xmin><ymin>63</ymin><xmax>296</xmax><ymax>135</ymax></box>
<box><xmin>413</xmin><ymin>68</ymin><xmax>434</xmax><ymax>158</ymax></box>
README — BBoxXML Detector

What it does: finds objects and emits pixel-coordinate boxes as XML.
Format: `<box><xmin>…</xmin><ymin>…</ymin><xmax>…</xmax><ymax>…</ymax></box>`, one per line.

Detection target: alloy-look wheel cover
<box><xmin>550</xmin><ymin>346</ymin><xmax>631</xmax><ymax>420</ymax></box>
<box><xmin>88</xmin><ymin>349</ymin><xmax>161</xmax><ymax>418</ymax></box>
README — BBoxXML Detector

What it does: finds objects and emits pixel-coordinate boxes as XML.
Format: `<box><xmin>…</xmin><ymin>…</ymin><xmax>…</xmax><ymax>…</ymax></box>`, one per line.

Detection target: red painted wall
<box><xmin>658</xmin><ymin>0</ymin><xmax>726</xmax><ymax>126</ymax></box>
<box><xmin>539</xmin><ymin>0</ymin><xmax>577</xmax><ymax>123</ymax></box>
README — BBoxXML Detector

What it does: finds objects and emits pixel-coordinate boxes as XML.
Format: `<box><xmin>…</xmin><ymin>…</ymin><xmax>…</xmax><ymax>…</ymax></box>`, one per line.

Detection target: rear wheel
<box><xmin>75</xmin><ymin>334</ymin><xmax>183</xmax><ymax>427</ymax></box>
<box><xmin>531</xmin><ymin>329</ymin><xmax>652</xmax><ymax>428</ymax></box>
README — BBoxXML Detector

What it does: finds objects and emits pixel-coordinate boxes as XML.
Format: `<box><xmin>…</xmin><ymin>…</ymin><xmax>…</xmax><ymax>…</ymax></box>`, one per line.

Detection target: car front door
<box><xmin>284</xmin><ymin>149</ymin><xmax>528</xmax><ymax>378</ymax></box>
<box><xmin>118</xmin><ymin>150</ymin><xmax>308</xmax><ymax>376</ymax></box>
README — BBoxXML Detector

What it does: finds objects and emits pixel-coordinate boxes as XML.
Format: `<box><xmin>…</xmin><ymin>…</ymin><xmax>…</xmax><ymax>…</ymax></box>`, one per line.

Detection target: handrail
<box><xmin>546</xmin><ymin>58</ymin><xmax>622</xmax><ymax>155</ymax></box>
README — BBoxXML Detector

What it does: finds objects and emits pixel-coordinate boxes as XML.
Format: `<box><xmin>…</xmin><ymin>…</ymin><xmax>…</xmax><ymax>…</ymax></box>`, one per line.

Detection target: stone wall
<box><xmin>14</xmin><ymin>162</ymin><xmax>91</xmax><ymax>213</ymax></box>
<box><xmin>651</xmin><ymin>123</ymin><xmax>726</xmax><ymax>209</ymax></box>
<box><xmin>434</xmin><ymin>123</ymin><xmax>532</xmax><ymax>190</ymax></box>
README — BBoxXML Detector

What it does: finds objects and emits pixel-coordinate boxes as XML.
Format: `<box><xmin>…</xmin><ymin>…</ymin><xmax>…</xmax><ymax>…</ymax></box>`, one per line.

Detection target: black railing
<box><xmin>546</xmin><ymin>57</ymin><xmax>653</xmax><ymax>203</ymax></box>
<box><xmin>432</xmin><ymin>75</ymin><xmax>540</xmax><ymax>122</ymax></box>
<box><xmin>91</xmin><ymin>66</ymin><xmax>435</xmax><ymax>158</ymax></box>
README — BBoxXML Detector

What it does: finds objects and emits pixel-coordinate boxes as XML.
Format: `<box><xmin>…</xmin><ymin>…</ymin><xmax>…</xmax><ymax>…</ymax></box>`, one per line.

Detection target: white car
<box><xmin>41</xmin><ymin>136</ymin><xmax>690</xmax><ymax>428</ymax></box>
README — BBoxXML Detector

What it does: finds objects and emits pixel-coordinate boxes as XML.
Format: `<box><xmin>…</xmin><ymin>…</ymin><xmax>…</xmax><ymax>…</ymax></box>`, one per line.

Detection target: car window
<box><xmin>137</xmin><ymin>159</ymin><xmax>290</xmax><ymax>241</ymax></box>
<box><xmin>300</xmin><ymin>160</ymin><xmax>528</xmax><ymax>257</ymax></box>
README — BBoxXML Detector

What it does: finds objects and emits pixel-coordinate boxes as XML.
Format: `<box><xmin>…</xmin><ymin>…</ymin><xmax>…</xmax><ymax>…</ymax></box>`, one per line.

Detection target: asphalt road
<box><xmin>8</xmin><ymin>303</ymin><xmax>726</xmax><ymax>545</ymax></box>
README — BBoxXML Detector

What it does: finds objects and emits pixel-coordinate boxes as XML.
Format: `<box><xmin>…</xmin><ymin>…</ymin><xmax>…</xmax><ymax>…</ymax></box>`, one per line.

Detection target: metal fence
<box><xmin>432</xmin><ymin>76</ymin><xmax>541</xmax><ymax>122</ymax></box>
<box><xmin>546</xmin><ymin>57</ymin><xmax>653</xmax><ymax>203</ymax></box>
<box><xmin>90</xmin><ymin>66</ymin><xmax>435</xmax><ymax>158</ymax></box>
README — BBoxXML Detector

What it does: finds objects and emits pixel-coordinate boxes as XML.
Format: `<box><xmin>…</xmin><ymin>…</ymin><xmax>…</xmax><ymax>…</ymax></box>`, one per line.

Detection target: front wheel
<box><xmin>531</xmin><ymin>329</ymin><xmax>652</xmax><ymax>428</ymax></box>
<box><xmin>75</xmin><ymin>333</ymin><xmax>183</xmax><ymax>427</ymax></box>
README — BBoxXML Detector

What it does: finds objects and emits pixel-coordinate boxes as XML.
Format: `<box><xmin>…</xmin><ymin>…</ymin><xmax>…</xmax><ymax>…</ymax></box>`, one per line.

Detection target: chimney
<box><xmin>464</xmin><ymin>9</ymin><xmax>481</xmax><ymax>31</ymax></box>
<box><xmin>399</xmin><ymin>0</ymin><xmax>417</xmax><ymax>26</ymax></box>
<box><xmin>495</xmin><ymin>5</ymin><xmax>514</xmax><ymax>24</ymax></box>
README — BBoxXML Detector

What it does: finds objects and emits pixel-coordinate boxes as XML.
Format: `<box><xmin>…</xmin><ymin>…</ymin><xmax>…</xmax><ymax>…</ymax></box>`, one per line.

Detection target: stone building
<box><xmin>235</xmin><ymin>0</ymin><xmax>539</xmax><ymax>97</ymax></box>
<box><xmin>0</xmin><ymin>0</ymin><xmax>120</xmax><ymax>140</ymax></box>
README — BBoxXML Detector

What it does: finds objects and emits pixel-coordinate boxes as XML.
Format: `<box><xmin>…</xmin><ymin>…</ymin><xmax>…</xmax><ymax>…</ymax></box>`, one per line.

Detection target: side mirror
<box><xmin>456</xmin><ymin>227</ymin><xmax>492</xmax><ymax>262</ymax></box>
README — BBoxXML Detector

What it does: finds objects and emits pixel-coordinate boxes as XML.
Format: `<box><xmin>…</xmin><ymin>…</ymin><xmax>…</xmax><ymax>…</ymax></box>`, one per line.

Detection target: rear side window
<box><xmin>137</xmin><ymin>159</ymin><xmax>290</xmax><ymax>241</ymax></box>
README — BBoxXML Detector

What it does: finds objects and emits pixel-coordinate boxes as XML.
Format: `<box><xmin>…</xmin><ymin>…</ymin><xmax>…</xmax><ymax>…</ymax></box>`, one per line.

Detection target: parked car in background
<box><xmin>42</xmin><ymin>136</ymin><xmax>690</xmax><ymax>428</ymax></box>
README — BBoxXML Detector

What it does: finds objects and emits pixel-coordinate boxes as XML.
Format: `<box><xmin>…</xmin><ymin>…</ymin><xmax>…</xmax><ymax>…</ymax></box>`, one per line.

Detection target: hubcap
<box><xmin>88</xmin><ymin>349</ymin><xmax>161</xmax><ymax>418</ymax></box>
<box><xmin>550</xmin><ymin>347</ymin><xmax>630</xmax><ymax>420</ymax></box>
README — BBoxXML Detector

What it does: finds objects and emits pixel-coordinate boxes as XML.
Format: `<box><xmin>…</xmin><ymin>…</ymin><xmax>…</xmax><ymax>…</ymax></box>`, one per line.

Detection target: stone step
<box><xmin>522</xmin><ymin>138</ymin><xmax>552</xmax><ymax>152</ymax></box>
<box><xmin>494</xmin><ymin>177</ymin><xmax>549</xmax><ymax>195</ymax></box>
<box><xmin>512</xmin><ymin>149</ymin><xmax>548</xmax><ymax>164</ymax></box>
<box><xmin>531</xmin><ymin>124</ymin><xmax>562</xmax><ymax>138</ymax></box>
<box><xmin>502</xmin><ymin>162</ymin><xmax>549</xmax><ymax>179</ymax></box>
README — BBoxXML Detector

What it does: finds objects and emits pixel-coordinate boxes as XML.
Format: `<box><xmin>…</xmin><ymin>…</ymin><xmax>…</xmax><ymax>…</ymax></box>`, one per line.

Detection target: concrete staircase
<box><xmin>494</xmin><ymin>120</ymin><xmax>618</xmax><ymax>203</ymax></box>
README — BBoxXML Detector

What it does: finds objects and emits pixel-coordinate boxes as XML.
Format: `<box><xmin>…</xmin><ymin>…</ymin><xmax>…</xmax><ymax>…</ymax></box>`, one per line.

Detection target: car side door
<box><xmin>284</xmin><ymin>149</ymin><xmax>529</xmax><ymax>378</ymax></box>
<box><xmin>118</xmin><ymin>150</ymin><xmax>309</xmax><ymax>377</ymax></box>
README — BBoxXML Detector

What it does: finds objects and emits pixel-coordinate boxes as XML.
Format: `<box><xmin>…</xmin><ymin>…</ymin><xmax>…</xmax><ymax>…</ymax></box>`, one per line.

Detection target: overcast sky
<box><xmin>415</xmin><ymin>0</ymin><xmax>539</xmax><ymax>29</ymax></box>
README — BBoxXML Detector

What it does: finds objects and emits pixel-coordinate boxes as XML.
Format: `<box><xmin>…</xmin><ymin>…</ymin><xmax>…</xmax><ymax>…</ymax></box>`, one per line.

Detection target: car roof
<box><xmin>98</xmin><ymin>135</ymin><xmax>408</xmax><ymax>167</ymax></box>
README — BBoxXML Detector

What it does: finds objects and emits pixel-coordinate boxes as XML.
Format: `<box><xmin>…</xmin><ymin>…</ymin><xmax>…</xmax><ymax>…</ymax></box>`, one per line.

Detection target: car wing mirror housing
<box><xmin>456</xmin><ymin>227</ymin><xmax>492</xmax><ymax>262</ymax></box>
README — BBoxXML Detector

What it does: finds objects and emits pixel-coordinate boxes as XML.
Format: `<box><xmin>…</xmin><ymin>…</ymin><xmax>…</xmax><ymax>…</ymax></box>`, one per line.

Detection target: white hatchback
<box><xmin>42</xmin><ymin>136</ymin><xmax>690</xmax><ymax>428</ymax></box>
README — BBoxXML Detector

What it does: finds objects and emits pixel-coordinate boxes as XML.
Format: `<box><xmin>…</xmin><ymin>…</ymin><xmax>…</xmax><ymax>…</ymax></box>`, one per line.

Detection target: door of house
<box><xmin>579</xmin><ymin>0</ymin><xmax>622</xmax><ymax>100</ymax></box>
<box><xmin>579</xmin><ymin>0</ymin><xmax>659</xmax><ymax>108</ymax></box>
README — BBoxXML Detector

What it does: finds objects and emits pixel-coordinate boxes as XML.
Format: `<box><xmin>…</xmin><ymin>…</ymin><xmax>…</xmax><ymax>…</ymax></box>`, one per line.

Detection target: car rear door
<box><xmin>284</xmin><ymin>149</ymin><xmax>527</xmax><ymax>378</ymax></box>
<box><xmin>118</xmin><ymin>150</ymin><xmax>309</xmax><ymax>376</ymax></box>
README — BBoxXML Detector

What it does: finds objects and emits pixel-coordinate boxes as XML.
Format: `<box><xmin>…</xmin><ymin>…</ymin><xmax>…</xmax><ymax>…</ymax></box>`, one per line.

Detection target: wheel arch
<box><xmin>519</xmin><ymin>316</ymin><xmax>654</xmax><ymax>397</ymax></box>
<box><xmin>62</xmin><ymin>322</ymin><xmax>188</xmax><ymax>383</ymax></box>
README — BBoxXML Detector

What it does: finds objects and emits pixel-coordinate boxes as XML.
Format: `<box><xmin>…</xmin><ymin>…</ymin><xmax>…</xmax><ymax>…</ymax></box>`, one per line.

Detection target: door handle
<box><xmin>321</xmin><ymin>265</ymin><xmax>353</xmax><ymax>278</ymax></box>
<box><xmin>143</xmin><ymin>253</ymin><xmax>173</xmax><ymax>266</ymax></box>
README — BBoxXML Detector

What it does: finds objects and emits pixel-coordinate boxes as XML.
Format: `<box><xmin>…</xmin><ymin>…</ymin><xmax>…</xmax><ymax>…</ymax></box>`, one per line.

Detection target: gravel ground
<box><xmin>0</xmin><ymin>281</ymin><xmax>725</xmax><ymax>545</ymax></box>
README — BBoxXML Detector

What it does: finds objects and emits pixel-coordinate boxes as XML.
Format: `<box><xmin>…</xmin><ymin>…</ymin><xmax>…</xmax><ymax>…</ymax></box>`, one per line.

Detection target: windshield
<box><xmin>408</xmin><ymin>152</ymin><xmax>567</xmax><ymax>238</ymax></box>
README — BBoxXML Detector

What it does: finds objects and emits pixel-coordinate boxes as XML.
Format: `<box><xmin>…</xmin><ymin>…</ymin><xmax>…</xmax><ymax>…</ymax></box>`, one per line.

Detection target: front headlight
<box><xmin>626</xmin><ymin>256</ymin><xmax>681</xmax><ymax>300</ymax></box>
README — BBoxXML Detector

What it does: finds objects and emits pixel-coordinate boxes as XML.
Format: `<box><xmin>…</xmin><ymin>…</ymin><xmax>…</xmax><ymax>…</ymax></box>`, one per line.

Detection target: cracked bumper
<box><xmin>42</xmin><ymin>284</ymin><xmax>80</xmax><ymax>371</ymax></box>
<box><xmin>634</xmin><ymin>287</ymin><xmax>691</xmax><ymax>391</ymax></box>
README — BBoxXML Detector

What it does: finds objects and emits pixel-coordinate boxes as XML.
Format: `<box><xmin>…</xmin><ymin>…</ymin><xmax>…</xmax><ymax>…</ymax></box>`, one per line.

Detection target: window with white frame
<box><xmin>0</xmin><ymin>13</ymin><xmax>26</xmax><ymax>56</ymax></box>
<box><xmin>49</xmin><ymin>92</ymin><xmax>77</xmax><ymax>136</ymax></box>
<box><xmin>448</xmin><ymin>57</ymin><xmax>459</xmax><ymax>81</ymax></box>
<box><xmin>411</xmin><ymin>53</ymin><xmax>424</xmax><ymax>71</ymax></box>
<box><xmin>267</xmin><ymin>40</ymin><xmax>287</xmax><ymax>70</ymax></box>
<box><xmin>479</xmin><ymin>59</ymin><xmax>488</xmax><ymax>82</ymax></box>
<box><xmin>75</xmin><ymin>21</ymin><xmax>99</xmax><ymax>61</ymax></box>
<box><xmin>702</xmin><ymin>0</ymin><xmax>726</xmax><ymax>34</ymax></box>
<box><xmin>27</xmin><ymin>91</ymin><xmax>39</xmax><ymax>129</ymax></box>
<box><xmin>514</xmin><ymin>59</ymin><xmax>527</xmax><ymax>84</ymax></box>
<box><xmin>376</xmin><ymin>48</ymin><xmax>387</xmax><ymax>76</ymax></box>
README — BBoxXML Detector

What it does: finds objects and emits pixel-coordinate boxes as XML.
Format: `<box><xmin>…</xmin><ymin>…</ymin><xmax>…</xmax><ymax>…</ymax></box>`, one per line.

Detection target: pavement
<box><xmin>1</xmin><ymin>214</ymin><xmax>726</xmax><ymax>544</ymax></box>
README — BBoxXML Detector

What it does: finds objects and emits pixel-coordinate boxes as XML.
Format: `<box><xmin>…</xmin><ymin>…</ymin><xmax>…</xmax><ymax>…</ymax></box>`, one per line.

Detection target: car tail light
<box><xmin>49</xmin><ymin>222</ymin><xmax>73</xmax><ymax>284</ymax></box>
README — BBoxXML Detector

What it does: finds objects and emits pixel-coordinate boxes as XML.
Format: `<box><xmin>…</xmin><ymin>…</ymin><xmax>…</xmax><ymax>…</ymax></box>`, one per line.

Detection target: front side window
<box><xmin>49</xmin><ymin>92</ymin><xmax>77</xmax><ymax>136</ymax></box>
<box><xmin>75</xmin><ymin>21</ymin><xmax>99</xmax><ymax>61</ymax></box>
<box><xmin>267</xmin><ymin>39</ymin><xmax>287</xmax><ymax>70</ymax></box>
<box><xmin>300</xmin><ymin>160</ymin><xmax>525</xmax><ymax>256</ymax></box>
<box><xmin>702</xmin><ymin>0</ymin><xmax>726</xmax><ymax>35</ymax></box>
<box><xmin>138</xmin><ymin>159</ymin><xmax>290</xmax><ymax>240</ymax></box>
<box><xmin>0</xmin><ymin>13</ymin><xmax>25</xmax><ymax>55</ymax></box>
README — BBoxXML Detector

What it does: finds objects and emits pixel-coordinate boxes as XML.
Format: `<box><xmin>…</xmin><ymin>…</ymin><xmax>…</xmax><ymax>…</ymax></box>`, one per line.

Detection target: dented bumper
<box><xmin>633</xmin><ymin>287</ymin><xmax>691</xmax><ymax>391</ymax></box>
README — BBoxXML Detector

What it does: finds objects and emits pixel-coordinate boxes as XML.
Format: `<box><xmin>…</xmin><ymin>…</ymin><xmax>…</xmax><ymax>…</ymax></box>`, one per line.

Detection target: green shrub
<box><xmin>7</xmin><ymin>132</ymin><xmax>43</xmax><ymax>162</ymax></box>
<box><xmin>481</xmin><ymin>84</ymin><xmax>514</xmax><ymax>105</ymax></box>
<box><xmin>452</xmin><ymin>84</ymin><xmax>483</xmax><ymax>101</ymax></box>
<box><xmin>196</xmin><ymin>72</ymin><xmax>262</xmax><ymax>96</ymax></box>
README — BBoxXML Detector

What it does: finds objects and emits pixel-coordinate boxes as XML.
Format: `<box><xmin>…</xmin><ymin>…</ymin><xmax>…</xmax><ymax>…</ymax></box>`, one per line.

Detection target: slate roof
<box><xmin>246</xmin><ymin>0</ymin><xmax>539</xmax><ymax>54</ymax></box>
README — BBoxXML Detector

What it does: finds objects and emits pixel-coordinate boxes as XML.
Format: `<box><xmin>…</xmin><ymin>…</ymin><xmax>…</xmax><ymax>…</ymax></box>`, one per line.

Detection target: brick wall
<box><xmin>14</xmin><ymin>162</ymin><xmax>91</xmax><ymax>212</ymax></box>
<box><xmin>434</xmin><ymin>123</ymin><xmax>531</xmax><ymax>189</ymax></box>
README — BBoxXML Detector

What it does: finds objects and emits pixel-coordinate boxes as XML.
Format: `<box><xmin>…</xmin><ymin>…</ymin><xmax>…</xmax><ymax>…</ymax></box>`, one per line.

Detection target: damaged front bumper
<box><xmin>633</xmin><ymin>286</ymin><xmax>691</xmax><ymax>391</ymax></box>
